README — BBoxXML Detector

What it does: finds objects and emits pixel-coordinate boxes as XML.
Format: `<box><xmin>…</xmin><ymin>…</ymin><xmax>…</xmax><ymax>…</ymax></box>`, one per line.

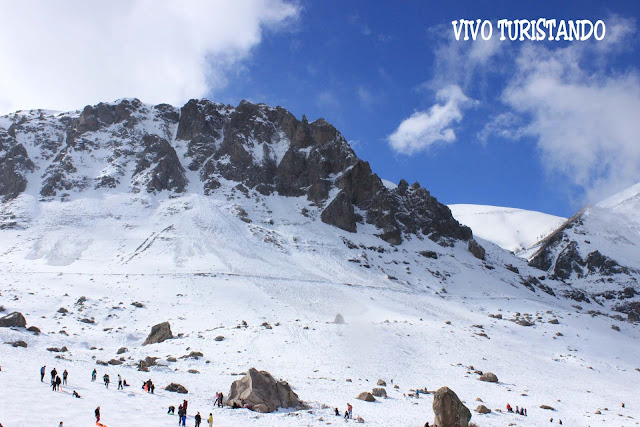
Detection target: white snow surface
<box><xmin>0</xmin><ymin>190</ymin><xmax>638</xmax><ymax>427</ymax></box>
<box><xmin>448</xmin><ymin>204</ymin><xmax>566</xmax><ymax>254</ymax></box>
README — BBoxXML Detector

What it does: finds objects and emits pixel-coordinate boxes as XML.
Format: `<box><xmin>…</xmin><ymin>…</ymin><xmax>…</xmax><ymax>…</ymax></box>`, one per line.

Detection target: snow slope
<box><xmin>0</xmin><ymin>99</ymin><xmax>638</xmax><ymax>427</ymax></box>
<box><xmin>0</xmin><ymin>191</ymin><xmax>638</xmax><ymax>427</ymax></box>
<box><xmin>449</xmin><ymin>204</ymin><xmax>565</xmax><ymax>254</ymax></box>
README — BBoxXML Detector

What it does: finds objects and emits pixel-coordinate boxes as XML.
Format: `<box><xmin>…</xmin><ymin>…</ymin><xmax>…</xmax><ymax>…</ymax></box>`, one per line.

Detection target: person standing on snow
<box><xmin>207</xmin><ymin>413</ymin><xmax>213</xmax><ymax>427</ymax></box>
<box><xmin>118</xmin><ymin>374</ymin><xmax>123</xmax><ymax>390</ymax></box>
<box><xmin>103</xmin><ymin>373</ymin><xmax>110</xmax><ymax>388</ymax></box>
<box><xmin>195</xmin><ymin>412</ymin><xmax>202</xmax><ymax>427</ymax></box>
<box><xmin>347</xmin><ymin>403</ymin><xmax>353</xmax><ymax>419</ymax></box>
<box><xmin>95</xmin><ymin>406</ymin><xmax>100</xmax><ymax>423</ymax></box>
<box><xmin>63</xmin><ymin>370</ymin><xmax>68</xmax><ymax>385</ymax></box>
<box><xmin>40</xmin><ymin>365</ymin><xmax>46</xmax><ymax>382</ymax></box>
<box><xmin>50</xmin><ymin>367</ymin><xmax>57</xmax><ymax>385</ymax></box>
<box><xmin>55</xmin><ymin>375</ymin><xmax>62</xmax><ymax>391</ymax></box>
<box><xmin>92</xmin><ymin>369</ymin><xmax>97</xmax><ymax>382</ymax></box>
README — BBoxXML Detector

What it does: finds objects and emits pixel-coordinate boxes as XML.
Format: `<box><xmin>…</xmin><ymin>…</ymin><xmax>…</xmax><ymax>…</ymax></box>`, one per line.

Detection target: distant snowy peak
<box><xmin>0</xmin><ymin>98</ymin><xmax>475</xmax><ymax>248</ymax></box>
<box><xmin>448</xmin><ymin>204</ymin><xmax>565</xmax><ymax>254</ymax></box>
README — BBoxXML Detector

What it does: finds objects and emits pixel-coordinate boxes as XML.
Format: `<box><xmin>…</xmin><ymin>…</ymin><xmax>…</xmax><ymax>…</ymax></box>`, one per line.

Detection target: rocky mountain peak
<box><xmin>0</xmin><ymin>98</ymin><xmax>475</xmax><ymax>248</ymax></box>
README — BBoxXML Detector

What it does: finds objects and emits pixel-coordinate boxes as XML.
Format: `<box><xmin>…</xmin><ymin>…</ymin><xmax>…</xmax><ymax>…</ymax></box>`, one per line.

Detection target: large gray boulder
<box><xmin>227</xmin><ymin>368</ymin><xmax>300</xmax><ymax>413</ymax></box>
<box><xmin>0</xmin><ymin>312</ymin><xmax>27</xmax><ymax>328</ymax></box>
<box><xmin>143</xmin><ymin>321</ymin><xmax>173</xmax><ymax>345</ymax></box>
<box><xmin>432</xmin><ymin>386</ymin><xmax>471</xmax><ymax>427</ymax></box>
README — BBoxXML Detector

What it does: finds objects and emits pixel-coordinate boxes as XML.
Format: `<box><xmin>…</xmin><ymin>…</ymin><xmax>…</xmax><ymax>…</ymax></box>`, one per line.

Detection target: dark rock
<box><xmin>540</xmin><ymin>405</ymin><xmax>555</xmax><ymax>410</ymax></box>
<box><xmin>116</xmin><ymin>347</ymin><xmax>128</xmax><ymax>354</ymax></box>
<box><xmin>433</xmin><ymin>386</ymin><xmax>471</xmax><ymax>427</ymax></box>
<box><xmin>133</xmin><ymin>134</ymin><xmax>187</xmax><ymax>193</ymax></box>
<box><xmin>227</xmin><ymin>368</ymin><xmax>301</xmax><ymax>412</ymax></box>
<box><xmin>419</xmin><ymin>250</ymin><xmax>438</xmax><ymax>259</ymax></box>
<box><xmin>376</xmin><ymin>379</ymin><xmax>387</xmax><ymax>386</ymax></box>
<box><xmin>214</xmin><ymin>335</ymin><xmax>225</xmax><ymax>341</ymax></box>
<box><xmin>0</xmin><ymin>130</ymin><xmax>35</xmax><ymax>200</ymax></box>
<box><xmin>57</xmin><ymin>307</ymin><xmax>69</xmax><ymax>314</ymax></box>
<box><xmin>131</xmin><ymin>302</ymin><xmax>144</xmax><ymax>308</ymax></box>
<box><xmin>143</xmin><ymin>321</ymin><xmax>173</xmax><ymax>345</ymax></box>
<box><xmin>27</xmin><ymin>326</ymin><xmax>41</xmax><ymax>334</ymax></box>
<box><xmin>6</xmin><ymin>340</ymin><xmax>28</xmax><ymax>348</ymax></box>
<box><xmin>0</xmin><ymin>312</ymin><xmax>26</xmax><ymax>328</ymax></box>
<box><xmin>108</xmin><ymin>359</ymin><xmax>123</xmax><ymax>365</ymax></box>
<box><xmin>166</xmin><ymin>383</ymin><xmax>188</xmax><ymax>394</ymax></box>
<box><xmin>468</xmin><ymin>239</ymin><xmax>485</xmax><ymax>260</ymax></box>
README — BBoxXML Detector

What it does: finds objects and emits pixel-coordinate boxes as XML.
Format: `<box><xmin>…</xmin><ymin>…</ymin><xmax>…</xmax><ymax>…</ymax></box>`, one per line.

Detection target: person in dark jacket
<box><xmin>72</xmin><ymin>390</ymin><xmax>81</xmax><ymax>398</ymax></box>
<box><xmin>55</xmin><ymin>375</ymin><xmax>62</xmax><ymax>391</ymax></box>
<box><xmin>40</xmin><ymin>365</ymin><xmax>46</xmax><ymax>382</ymax></box>
<box><xmin>95</xmin><ymin>406</ymin><xmax>100</xmax><ymax>423</ymax></box>
<box><xmin>168</xmin><ymin>405</ymin><xmax>175</xmax><ymax>414</ymax></box>
<box><xmin>195</xmin><ymin>412</ymin><xmax>202</xmax><ymax>427</ymax></box>
<box><xmin>91</xmin><ymin>369</ymin><xmax>97</xmax><ymax>382</ymax></box>
<box><xmin>103</xmin><ymin>374</ymin><xmax>110</xmax><ymax>388</ymax></box>
<box><xmin>63</xmin><ymin>370</ymin><xmax>68</xmax><ymax>385</ymax></box>
<box><xmin>335</xmin><ymin>408</ymin><xmax>340</xmax><ymax>416</ymax></box>
<box><xmin>50</xmin><ymin>368</ymin><xmax>57</xmax><ymax>384</ymax></box>
<box><xmin>218</xmin><ymin>393</ymin><xmax>223</xmax><ymax>407</ymax></box>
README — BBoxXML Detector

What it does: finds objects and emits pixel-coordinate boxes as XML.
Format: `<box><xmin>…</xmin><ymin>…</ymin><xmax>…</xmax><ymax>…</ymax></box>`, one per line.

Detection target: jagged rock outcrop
<box><xmin>0</xmin><ymin>130</ymin><xmax>35</xmax><ymax>200</ymax></box>
<box><xmin>226</xmin><ymin>368</ymin><xmax>301</xmax><ymax>413</ymax></box>
<box><xmin>432</xmin><ymin>386</ymin><xmax>471</xmax><ymax>427</ymax></box>
<box><xmin>1</xmin><ymin>98</ymin><xmax>474</xmax><ymax>249</ymax></box>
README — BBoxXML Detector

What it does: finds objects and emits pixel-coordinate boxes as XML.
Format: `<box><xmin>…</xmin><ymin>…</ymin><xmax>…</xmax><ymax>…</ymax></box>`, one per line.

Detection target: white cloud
<box><xmin>388</xmin><ymin>85</ymin><xmax>474</xmax><ymax>155</ymax></box>
<box><xmin>497</xmin><ymin>16</ymin><xmax>640</xmax><ymax>202</ymax></box>
<box><xmin>0</xmin><ymin>0</ymin><xmax>298</xmax><ymax>113</ymax></box>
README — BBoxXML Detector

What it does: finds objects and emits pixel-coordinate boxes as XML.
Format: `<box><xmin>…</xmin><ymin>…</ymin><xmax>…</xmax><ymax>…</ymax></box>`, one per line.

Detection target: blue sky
<box><xmin>211</xmin><ymin>1</ymin><xmax>640</xmax><ymax>217</ymax></box>
<box><xmin>2</xmin><ymin>1</ymin><xmax>640</xmax><ymax>218</ymax></box>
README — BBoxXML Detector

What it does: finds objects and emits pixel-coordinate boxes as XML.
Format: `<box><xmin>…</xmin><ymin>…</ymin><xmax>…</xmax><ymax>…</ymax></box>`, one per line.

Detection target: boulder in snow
<box><xmin>166</xmin><ymin>383</ymin><xmax>188</xmax><ymax>394</ymax></box>
<box><xmin>432</xmin><ymin>386</ymin><xmax>471</xmax><ymax>427</ymax></box>
<box><xmin>475</xmin><ymin>404</ymin><xmax>491</xmax><ymax>414</ymax></box>
<box><xmin>334</xmin><ymin>314</ymin><xmax>345</xmax><ymax>324</ymax></box>
<box><xmin>0</xmin><ymin>312</ymin><xmax>27</xmax><ymax>328</ymax></box>
<box><xmin>143</xmin><ymin>321</ymin><xmax>173</xmax><ymax>345</ymax></box>
<box><xmin>372</xmin><ymin>388</ymin><xmax>387</xmax><ymax>398</ymax></box>
<box><xmin>478</xmin><ymin>372</ymin><xmax>498</xmax><ymax>383</ymax></box>
<box><xmin>227</xmin><ymin>368</ymin><xmax>301</xmax><ymax>413</ymax></box>
<box><xmin>356</xmin><ymin>392</ymin><xmax>376</xmax><ymax>402</ymax></box>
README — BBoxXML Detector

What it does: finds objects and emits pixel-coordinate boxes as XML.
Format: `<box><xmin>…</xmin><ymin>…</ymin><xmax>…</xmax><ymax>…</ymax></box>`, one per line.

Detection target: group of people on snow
<box><xmin>507</xmin><ymin>403</ymin><xmax>527</xmax><ymax>416</ymax></box>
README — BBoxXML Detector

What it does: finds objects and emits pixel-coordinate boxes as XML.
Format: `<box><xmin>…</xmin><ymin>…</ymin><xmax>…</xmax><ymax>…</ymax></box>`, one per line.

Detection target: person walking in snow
<box><xmin>63</xmin><ymin>369</ymin><xmax>68</xmax><ymax>385</ymax></box>
<box><xmin>92</xmin><ymin>368</ymin><xmax>97</xmax><ymax>382</ymax></box>
<box><xmin>178</xmin><ymin>406</ymin><xmax>184</xmax><ymax>425</ymax></box>
<box><xmin>335</xmin><ymin>408</ymin><xmax>340</xmax><ymax>416</ymax></box>
<box><xmin>118</xmin><ymin>374</ymin><xmax>123</xmax><ymax>390</ymax></box>
<box><xmin>40</xmin><ymin>365</ymin><xmax>46</xmax><ymax>382</ymax></box>
<box><xmin>207</xmin><ymin>413</ymin><xmax>213</xmax><ymax>427</ymax></box>
<box><xmin>95</xmin><ymin>406</ymin><xmax>100</xmax><ymax>423</ymax></box>
<box><xmin>347</xmin><ymin>403</ymin><xmax>353</xmax><ymax>419</ymax></box>
<box><xmin>217</xmin><ymin>392</ymin><xmax>223</xmax><ymax>407</ymax></box>
<box><xmin>103</xmin><ymin>373</ymin><xmax>110</xmax><ymax>388</ymax></box>
<box><xmin>55</xmin><ymin>375</ymin><xmax>62</xmax><ymax>391</ymax></box>
<box><xmin>50</xmin><ymin>367</ymin><xmax>57</xmax><ymax>385</ymax></box>
<box><xmin>195</xmin><ymin>412</ymin><xmax>202</xmax><ymax>427</ymax></box>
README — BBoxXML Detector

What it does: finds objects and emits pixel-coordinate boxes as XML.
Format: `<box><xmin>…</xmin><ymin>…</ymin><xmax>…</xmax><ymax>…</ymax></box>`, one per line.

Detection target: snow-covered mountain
<box><xmin>448</xmin><ymin>204</ymin><xmax>565</xmax><ymax>254</ymax></box>
<box><xmin>527</xmin><ymin>184</ymin><xmax>640</xmax><ymax>320</ymax></box>
<box><xmin>0</xmin><ymin>99</ymin><xmax>638</xmax><ymax>426</ymax></box>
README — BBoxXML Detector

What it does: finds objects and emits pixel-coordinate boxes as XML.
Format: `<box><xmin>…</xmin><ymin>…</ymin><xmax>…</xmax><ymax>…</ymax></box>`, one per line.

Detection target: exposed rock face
<box><xmin>142</xmin><ymin>321</ymin><xmax>173</xmax><ymax>345</ymax></box>
<box><xmin>432</xmin><ymin>386</ymin><xmax>471</xmax><ymax>427</ymax></box>
<box><xmin>165</xmin><ymin>383</ymin><xmax>188</xmax><ymax>394</ymax></box>
<box><xmin>376</xmin><ymin>379</ymin><xmax>386</xmax><ymax>386</ymax></box>
<box><xmin>0</xmin><ymin>312</ymin><xmax>27</xmax><ymax>328</ymax></box>
<box><xmin>0</xmin><ymin>98</ymin><xmax>474</xmax><ymax>247</ymax></box>
<box><xmin>0</xmin><ymin>130</ymin><xmax>35</xmax><ymax>200</ymax></box>
<box><xmin>226</xmin><ymin>368</ymin><xmax>301</xmax><ymax>413</ymax></box>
